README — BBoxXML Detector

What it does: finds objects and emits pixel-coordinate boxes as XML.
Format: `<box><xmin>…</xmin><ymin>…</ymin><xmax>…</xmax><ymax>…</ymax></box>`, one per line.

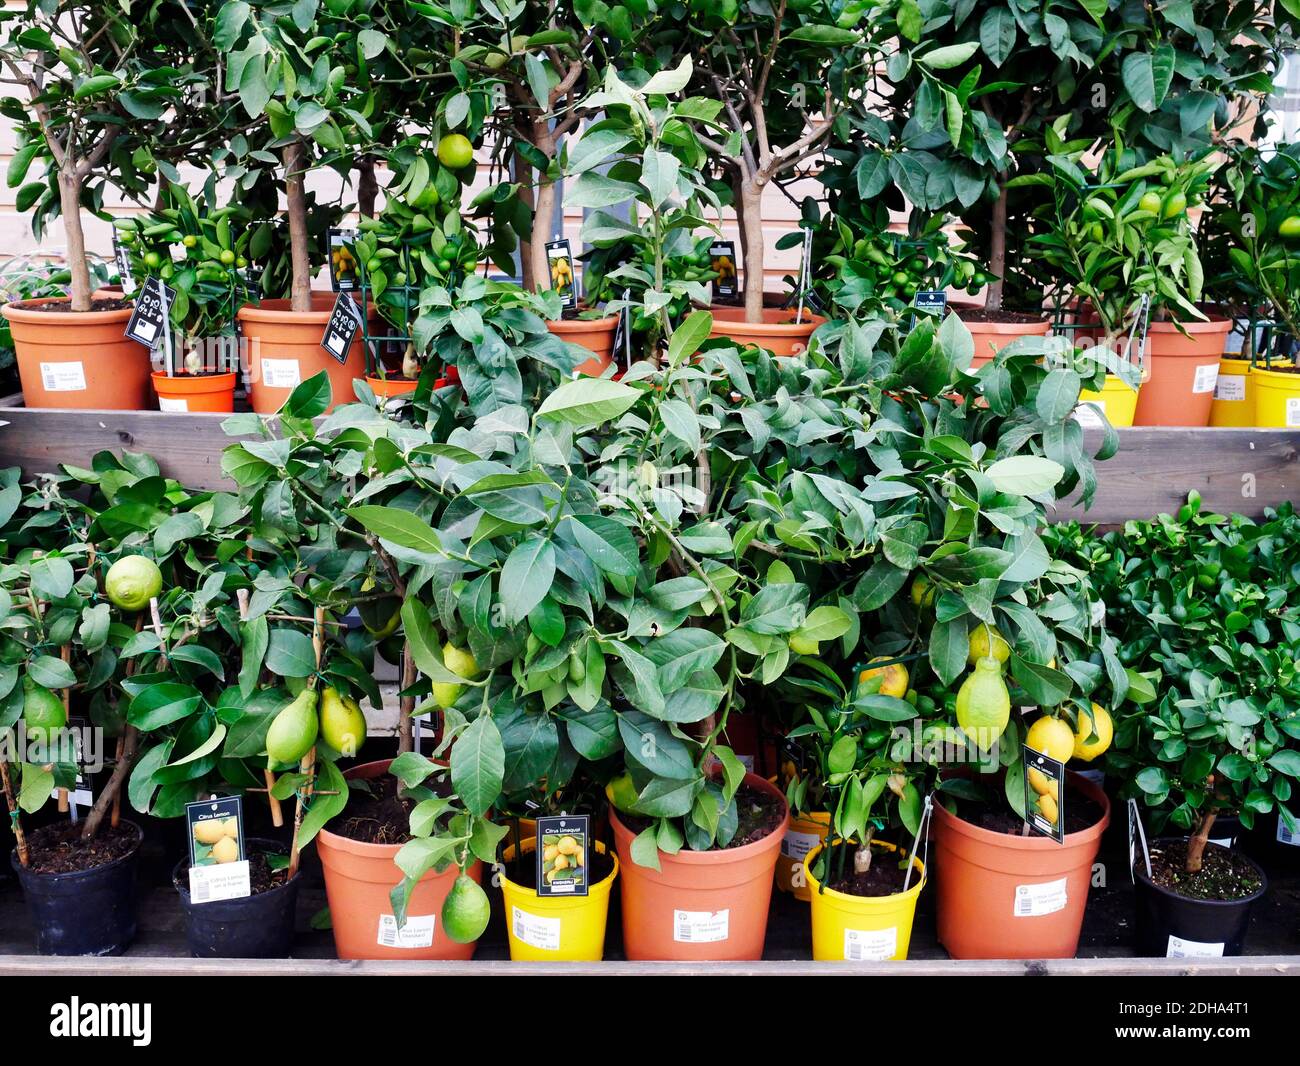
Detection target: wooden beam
<box><xmin>0</xmin><ymin>953</ymin><xmax>1292</xmax><ymax>976</ymax></box>
<box><xmin>0</xmin><ymin>408</ymin><xmax>1295</xmax><ymax>523</ymax></box>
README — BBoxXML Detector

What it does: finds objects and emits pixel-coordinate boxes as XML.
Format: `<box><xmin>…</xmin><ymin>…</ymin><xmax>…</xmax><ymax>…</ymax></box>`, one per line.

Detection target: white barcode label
<box><xmin>781</xmin><ymin>828</ymin><xmax>822</xmax><ymax>860</ymax></box>
<box><xmin>188</xmin><ymin>860</ymin><xmax>251</xmax><ymax>904</ymax></box>
<box><xmin>1278</xmin><ymin>819</ymin><xmax>1299</xmax><ymax>846</ymax></box>
<box><xmin>261</xmin><ymin>358</ymin><xmax>301</xmax><ymax>389</ymax></box>
<box><xmin>511</xmin><ymin>906</ymin><xmax>562</xmax><ymax>951</ymax></box>
<box><xmin>1192</xmin><ymin>363</ymin><xmax>1219</xmax><ymax>394</ymax></box>
<box><xmin>1167</xmin><ymin>935</ymin><xmax>1224</xmax><ymax>959</ymax></box>
<box><xmin>158</xmin><ymin>396</ymin><xmax>188</xmax><ymax>412</ymax></box>
<box><xmin>673</xmin><ymin>909</ymin><xmax>729</xmax><ymax>943</ymax></box>
<box><xmin>1287</xmin><ymin>397</ymin><xmax>1300</xmax><ymax>428</ymax></box>
<box><xmin>1214</xmin><ymin>374</ymin><xmax>1246</xmax><ymax>402</ymax></box>
<box><xmin>1013</xmin><ymin>877</ymin><xmax>1068</xmax><ymax>917</ymax></box>
<box><xmin>376</xmin><ymin>913</ymin><xmax>436</xmax><ymax>949</ymax></box>
<box><xmin>843</xmin><ymin>926</ymin><xmax>897</xmax><ymax>961</ymax></box>
<box><xmin>39</xmin><ymin>362</ymin><xmax>87</xmax><ymax>392</ymax></box>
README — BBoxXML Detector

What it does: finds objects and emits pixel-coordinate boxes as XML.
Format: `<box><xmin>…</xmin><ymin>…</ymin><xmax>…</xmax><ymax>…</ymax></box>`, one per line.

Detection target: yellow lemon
<box><xmin>1073</xmin><ymin>703</ymin><xmax>1114</xmax><ymax>762</ymax></box>
<box><xmin>557</xmin><ymin>835</ymin><xmax>580</xmax><ymax>856</ymax></box>
<box><xmin>857</xmin><ymin>656</ymin><xmax>909</xmax><ymax>699</ymax></box>
<box><xmin>443</xmin><ymin>642</ymin><xmax>480</xmax><ymax>678</ymax></box>
<box><xmin>105</xmin><ymin>555</ymin><xmax>163</xmax><ymax>612</ymax></box>
<box><xmin>1026</xmin><ymin>715</ymin><xmax>1075</xmax><ymax>763</ymax></box>
<box><xmin>1037</xmin><ymin>793</ymin><xmax>1059</xmax><ymax>826</ymax></box>
<box><xmin>194</xmin><ymin>820</ymin><xmax>225</xmax><ymax>846</ymax></box>
<box><xmin>211</xmin><ymin>836</ymin><xmax>239</xmax><ymax>864</ymax></box>
<box><xmin>1027</xmin><ymin>767</ymin><xmax>1058</xmax><ymax>800</ymax></box>
<box><xmin>967</xmin><ymin>623</ymin><xmax>1010</xmax><ymax>667</ymax></box>
<box><xmin>910</xmin><ymin>574</ymin><xmax>937</xmax><ymax>609</ymax></box>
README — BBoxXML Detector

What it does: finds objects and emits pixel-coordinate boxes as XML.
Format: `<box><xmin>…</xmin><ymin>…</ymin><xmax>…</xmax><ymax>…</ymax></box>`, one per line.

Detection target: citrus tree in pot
<box><xmin>1079</xmin><ymin>493</ymin><xmax>1299</xmax><ymax>957</ymax></box>
<box><xmin>0</xmin><ymin>0</ymin><xmax>198</xmax><ymax>409</ymax></box>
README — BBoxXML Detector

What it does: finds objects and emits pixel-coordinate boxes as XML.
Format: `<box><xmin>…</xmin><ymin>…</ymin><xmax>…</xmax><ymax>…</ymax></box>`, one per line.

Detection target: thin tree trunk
<box><xmin>740</xmin><ymin>180</ymin><xmax>765</xmax><ymax>324</ymax></box>
<box><xmin>986</xmin><ymin>176</ymin><xmax>1008</xmax><ymax>313</ymax></box>
<box><xmin>529</xmin><ymin>126</ymin><xmax>558</xmax><ymax>294</ymax></box>
<box><xmin>58</xmin><ymin>167</ymin><xmax>91</xmax><ymax>312</ymax></box>
<box><xmin>81</xmin><ymin>724</ymin><xmax>139</xmax><ymax>841</ymax></box>
<box><xmin>1184</xmin><ymin>809</ymin><xmax>1218</xmax><ymax>874</ymax></box>
<box><xmin>284</xmin><ymin>138</ymin><xmax>313</xmax><ymax>313</ymax></box>
<box><xmin>357</xmin><ymin>155</ymin><xmax>379</xmax><ymax>219</ymax></box>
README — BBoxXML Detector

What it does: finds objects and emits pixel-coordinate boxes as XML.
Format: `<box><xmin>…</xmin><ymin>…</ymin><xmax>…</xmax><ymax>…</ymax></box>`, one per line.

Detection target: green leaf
<box><xmin>451</xmin><ymin>712</ymin><xmax>505</xmax><ymax>817</ymax></box>
<box><xmin>346</xmin><ymin>506</ymin><xmax>442</xmax><ymax>555</ymax></box>
<box><xmin>630</xmin><ymin>825</ymin><xmax>662</xmax><ymax>870</ymax></box>
<box><xmin>127</xmin><ymin>683</ymin><xmax>202</xmax><ymax>730</ymax></box>
<box><xmin>919</xmin><ymin>42</ymin><xmax>979</xmax><ymax>69</ymax></box>
<box><xmin>537</xmin><ymin>378</ymin><xmax>640</xmax><ymax>428</ymax></box>
<box><xmin>785</xmin><ymin>25</ymin><xmax>859</xmax><ymax>45</ymax></box>
<box><xmin>984</xmin><ymin>456</ymin><xmax>1065</xmax><ymax>496</ymax></box>
<box><xmin>401</xmin><ymin>599</ymin><xmax>472</xmax><ymax>684</ymax></box>
<box><xmin>667</xmin><ymin>310</ymin><xmax>713</xmax><ymax>368</ymax></box>
<box><xmin>296</xmin><ymin>759</ymin><xmax>349</xmax><ymax>848</ymax></box>
<box><xmin>499</xmin><ymin>535</ymin><xmax>556</xmax><ymax>625</ymax></box>
<box><xmin>265</xmin><ymin>628</ymin><xmax>316</xmax><ymax>677</ymax></box>
<box><xmin>567</xmin><ymin>514</ymin><xmax>640</xmax><ymax>577</ymax></box>
<box><xmin>27</xmin><ymin>654</ymin><xmax>75</xmax><ymax>690</ymax></box>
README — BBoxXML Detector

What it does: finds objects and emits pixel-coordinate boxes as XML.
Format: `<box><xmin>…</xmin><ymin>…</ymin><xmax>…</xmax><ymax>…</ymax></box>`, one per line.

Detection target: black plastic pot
<box><xmin>1134</xmin><ymin>839</ymin><xmax>1267</xmax><ymax>958</ymax></box>
<box><xmin>173</xmin><ymin>840</ymin><xmax>300</xmax><ymax>959</ymax></box>
<box><xmin>11</xmin><ymin>820</ymin><xmax>142</xmax><ymax>956</ymax></box>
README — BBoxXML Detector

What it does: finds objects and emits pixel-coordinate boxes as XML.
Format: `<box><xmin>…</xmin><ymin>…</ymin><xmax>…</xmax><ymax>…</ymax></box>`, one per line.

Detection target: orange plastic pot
<box><xmin>708</xmin><ymin>307</ymin><xmax>826</xmax><ymax>357</ymax></box>
<box><xmin>366</xmin><ymin>375</ymin><xmax>419</xmax><ymax>398</ymax></box>
<box><xmin>959</xmin><ymin>315</ymin><xmax>1051</xmax><ymax>370</ymax></box>
<box><xmin>1133</xmin><ymin>318</ymin><xmax>1231</xmax><ymax>426</ymax></box>
<box><xmin>609</xmin><ymin>772</ymin><xmax>789</xmax><ymax>960</ymax></box>
<box><xmin>3</xmin><ymin>298</ymin><xmax>151</xmax><ymax>410</ymax></box>
<box><xmin>315</xmin><ymin>759</ymin><xmax>480</xmax><ymax>961</ymax></box>
<box><xmin>152</xmin><ymin>371</ymin><xmax>237</xmax><ymax>413</ymax></box>
<box><xmin>237</xmin><ymin>293</ymin><xmax>369</xmax><ymax>414</ymax></box>
<box><xmin>547</xmin><ymin>316</ymin><xmax>618</xmax><ymax>376</ymax></box>
<box><xmin>933</xmin><ymin>773</ymin><xmax>1110</xmax><ymax>960</ymax></box>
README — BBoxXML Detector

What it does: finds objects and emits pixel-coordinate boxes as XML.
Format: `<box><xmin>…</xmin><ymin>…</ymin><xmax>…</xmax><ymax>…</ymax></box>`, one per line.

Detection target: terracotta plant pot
<box><xmin>932</xmin><ymin>773</ymin><xmax>1110</xmax><ymax>960</ymax></box>
<box><xmin>2</xmin><ymin>298</ymin><xmax>151</xmax><ymax>410</ymax></box>
<box><xmin>959</xmin><ymin>314</ymin><xmax>1051</xmax><ymax>371</ymax></box>
<box><xmin>366</xmin><ymin>375</ymin><xmax>419</xmax><ymax>399</ymax></box>
<box><xmin>152</xmin><ymin>371</ymin><xmax>237</xmax><ymax>413</ymax></box>
<box><xmin>315</xmin><ymin>758</ymin><xmax>481</xmax><ymax>961</ymax></box>
<box><xmin>708</xmin><ymin>307</ymin><xmax>826</xmax><ymax>357</ymax></box>
<box><xmin>547</xmin><ymin>315</ymin><xmax>618</xmax><ymax>376</ymax></box>
<box><xmin>237</xmin><ymin>293</ymin><xmax>369</xmax><ymax>414</ymax></box>
<box><xmin>1133</xmin><ymin>839</ymin><xmax>1267</xmax><ymax>958</ymax></box>
<box><xmin>1133</xmin><ymin>317</ymin><xmax>1232</xmax><ymax>426</ymax></box>
<box><xmin>609</xmin><ymin>772</ymin><xmax>789</xmax><ymax>961</ymax></box>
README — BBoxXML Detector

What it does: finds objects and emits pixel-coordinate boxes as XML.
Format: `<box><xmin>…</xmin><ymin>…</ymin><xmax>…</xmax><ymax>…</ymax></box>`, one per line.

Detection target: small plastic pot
<box><xmin>173</xmin><ymin>839</ymin><xmax>301</xmax><ymax>959</ymax></box>
<box><xmin>11</xmin><ymin>821</ymin><xmax>143</xmax><ymax>956</ymax></box>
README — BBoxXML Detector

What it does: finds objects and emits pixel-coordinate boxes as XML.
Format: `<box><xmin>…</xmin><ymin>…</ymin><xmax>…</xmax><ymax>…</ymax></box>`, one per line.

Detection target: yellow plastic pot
<box><xmin>1078</xmin><ymin>374</ymin><xmax>1140</xmax><ymax>428</ymax></box>
<box><xmin>500</xmin><ymin>838</ymin><xmax>618</xmax><ymax>961</ymax></box>
<box><xmin>1209</xmin><ymin>357</ymin><xmax>1255</xmax><ymax>427</ymax></box>
<box><xmin>775</xmin><ymin>811</ymin><xmax>831</xmax><ymax>900</ymax></box>
<box><xmin>1253</xmin><ymin>365</ymin><xmax>1300</xmax><ymax>428</ymax></box>
<box><xmin>803</xmin><ymin>841</ymin><xmax>926</xmax><ymax>962</ymax></box>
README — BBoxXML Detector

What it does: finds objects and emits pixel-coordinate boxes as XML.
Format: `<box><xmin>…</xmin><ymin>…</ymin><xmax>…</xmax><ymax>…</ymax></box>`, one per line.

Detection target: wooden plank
<box><xmin>0</xmin><ymin>953</ymin><xmax>1292</xmax><ymax>977</ymax></box>
<box><xmin>1057</xmin><ymin>427</ymin><xmax>1300</xmax><ymax>524</ymax></box>
<box><xmin>0</xmin><ymin>407</ymin><xmax>246</xmax><ymax>489</ymax></box>
<box><xmin>0</xmin><ymin>407</ymin><xmax>1296</xmax><ymax>521</ymax></box>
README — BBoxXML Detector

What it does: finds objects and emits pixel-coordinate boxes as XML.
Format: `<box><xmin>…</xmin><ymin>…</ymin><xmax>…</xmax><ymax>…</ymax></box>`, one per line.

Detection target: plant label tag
<box><xmin>913</xmin><ymin>290</ymin><xmax>946</xmax><ymax>317</ymax></box>
<box><xmin>1214</xmin><ymin>374</ymin><xmax>1246</xmax><ymax>402</ymax></box>
<box><xmin>1277</xmin><ymin>819</ymin><xmax>1300</xmax><ymax>846</ymax></box>
<box><xmin>1127</xmin><ymin>797</ymin><xmax>1152</xmax><ymax>882</ymax></box>
<box><xmin>328</xmin><ymin>228</ymin><xmax>359</xmax><ymax>292</ymax></box>
<box><xmin>186</xmin><ymin>795</ymin><xmax>246</xmax><ymax>867</ymax></box>
<box><xmin>710</xmin><ymin>241</ymin><xmax>738</xmax><ymax>300</ymax></box>
<box><xmin>536</xmin><ymin>814</ymin><xmax>590</xmax><ymax>897</ymax></box>
<box><xmin>1012</xmin><ymin>876</ymin><xmax>1067</xmax><ymax>917</ymax></box>
<box><xmin>1287</xmin><ymin>397</ymin><xmax>1300</xmax><ymax>428</ymax></box>
<box><xmin>112</xmin><ymin>234</ymin><xmax>135</xmax><ymax>296</ymax></box>
<box><xmin>261</xmin><ymin>358</ymin><xmax>301</xmax><ymax>389</ymax></box>
<box><xmin>39</xmin><ymin>362</ymin><xmax>86</xmax><ymax>393</ymax></box>
<box><xmin>125</xmin><ymin>277</ymin><xmax>175</xmax><ymax>349</ymax></box>
<box><xmin>673</xmin><ymin>908</ymin><xmax>729</xmax><ymax>943</ymax></box>
<box><xmin>321</xmin><ymin>293</ymin><xmax>363</xmax><ymax>364</ymax></box>
<box><xmin>1192</xmin><ymin>362</ymin><xmax>1219</xmax><ymax>394</ymax></box>
<box><xmin>377</xmin><ymin>913</ymin><xmax>436</xmax><ymax>949</ymax></box>
<box><xmin>1022</xmin><ymin>745</ymin><xmax>1066</xmax><ymax>844</ymax></box>
<box><xmin>843</xmin><ymin>926</ymin><xmax>897</xmax><ymax>961</ymax></box>
<box><xmin>158</xmin><ymin>396</ymin><xmax>188</xmax><ymax>412</ymax></box>
<box><xmin>511</xmin><ymin>906</ymin><xmax>561</xmax><ymax>952</ymax></box>
<box><xmin>546</xmin><ymin>239</ymin><xmax>578</xmax><ymax>309</ymax></box>
<box><xmin>781</xmin><ymin>827</ymin><xmax>822</xmax><ymax>861</ymax></box>
<box><xmin>1166</xmin><ymin>935</ymin><xmax>1224</xmax><ymax>959</ymax></box>
<box><xmin>65</xmin><ymin>716</ymin><xmax>93</xmax><ymax>818</ymax></box>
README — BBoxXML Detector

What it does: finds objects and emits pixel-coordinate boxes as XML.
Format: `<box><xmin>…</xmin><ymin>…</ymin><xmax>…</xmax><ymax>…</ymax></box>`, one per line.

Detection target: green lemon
<box><xmin>1278</xmin><ymin>215</ymin><xmax>1300</xmax><ymax>240</ymax></box>
<box><xmin>1138</xmin><ymin>191</ymin><xmax>1163</xmax><ymax>215</ymax></box>
<box><xmin>954</xmin><ymin>657</ymin><xmax>1011</xmax><ymax>744</ymax></box>
<box><xmin>1162</xmin><ymin>192</ymin><xmax>1187</xmax><ymax>219</ymax></box>
<box><xmin>441</xmin><ymin>873</ymin><xmax>490</xmax><ymax>943</ymax></box>
<box><xmin>22</xmin><ymin>677</ymin><xmax>67</xmax><ymax>743</ymax></box>
<box><xmin>436</xmin><ymin>134</ymin><xmax>474</xmax><ymax>170</ymax></box>
<box><xmin>431</xmin><ymin>681</ymin><xmax>464</xmax><ymax>708</ymax></box>
<box><xmin>443</xmin><ymin>642</ymin><xmax>480</xmax><ymax>678</ymax></box>
<box><xmin>104</xmin><ymin>555</ymin><xmax>163</xmax><ymax>612</ymax></box>
<box><xmin>788</xmin><ymin>632</ymin><xmax>820</xmax><ymax>656</ymax></box>
<box><xmin>265</xmin><ymin>689</ymin><xmax>319</xmax><ymax>766</ymax></box>
<box><xmin>219</xmin><ymin>249</ymin><xmax>236</xmax><ymax>265</ymax></box>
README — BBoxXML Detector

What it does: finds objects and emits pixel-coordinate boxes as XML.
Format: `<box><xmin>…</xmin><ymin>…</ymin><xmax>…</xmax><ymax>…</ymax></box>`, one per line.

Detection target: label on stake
<box><xmin>710</xmin><ymin>241</ymin><xmax>738</xmax><ymax>301</ymax></box>
<box><xmin>321</xmin><ymin>292</ymin><xmax>363</xmax><ymax>364</ymax></box>
<box><xmin>1022</xmin><ymin>745</ymin><xmax>1066</xmax><ymax>844</ymax></box>
<box><xmin>536</xmin><ymin>814</ymin><xmax>590</xmax><ymax>897</ymax></box>
<box><xmin>124</xmin><ymin>277</ymin><xmax>175</xmax><ymax>349</ymax></box>
<box><xmin>546</xmin><ymin>239</ymin><xmax>578</xmax><ymax>310</ymax></box>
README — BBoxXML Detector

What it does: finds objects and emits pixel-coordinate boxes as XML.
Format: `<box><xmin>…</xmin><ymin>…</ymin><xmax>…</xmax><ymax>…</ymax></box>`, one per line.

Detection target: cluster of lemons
<box><xmin>193</xmin><ymin>817</ymin><xmax>239</xmax><ymax>864</ymax></box>
<box><xmin>542</xmin><ymin>834</ymin><xmax>585</xmax><ymax>885</ymax></box>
